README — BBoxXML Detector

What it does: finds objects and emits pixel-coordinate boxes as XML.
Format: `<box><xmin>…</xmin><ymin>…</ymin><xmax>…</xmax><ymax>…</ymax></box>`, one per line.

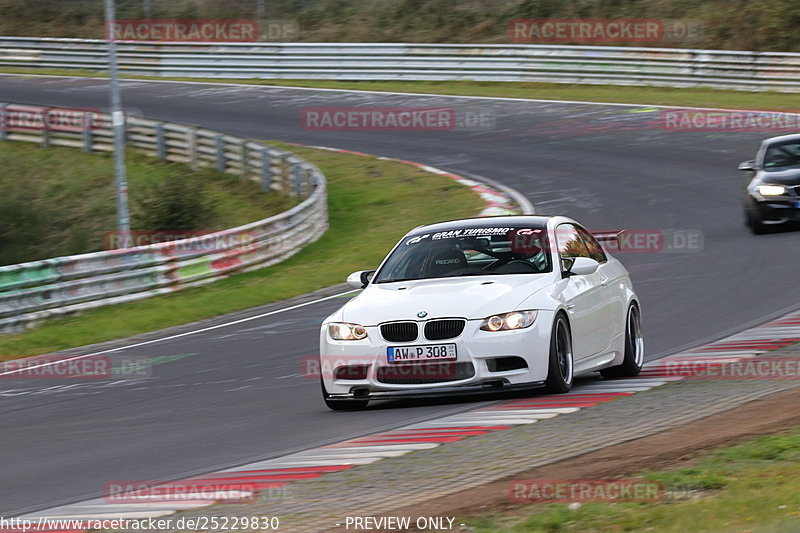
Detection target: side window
<box><xmin>576</xmin><ymin>227</ymin><xmax>607</xmax><ymax>263</ymax></box>
<box><xmin>556</xmin><ymin>224</ymin><xmax>590</xmax><ymax>261</ymax></box>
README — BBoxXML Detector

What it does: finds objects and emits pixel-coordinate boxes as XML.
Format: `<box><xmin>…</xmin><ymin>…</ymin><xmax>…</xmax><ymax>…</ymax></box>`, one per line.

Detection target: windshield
<box><xmin>374</xmin><ymin>225</ymin><xmax>551</xmax><ymax>283</ymax></box>
<box><xmin>764</xmin><ymin>140</ymin><xmax>800</xmax><ymax>169</ymax></box>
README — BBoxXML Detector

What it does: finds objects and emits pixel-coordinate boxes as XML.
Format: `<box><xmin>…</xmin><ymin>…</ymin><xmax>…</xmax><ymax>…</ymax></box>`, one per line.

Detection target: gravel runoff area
<box><xmin>127</xmin><ymin>341</ymin><xmax>800</xmax><ymax>533</ymax></box>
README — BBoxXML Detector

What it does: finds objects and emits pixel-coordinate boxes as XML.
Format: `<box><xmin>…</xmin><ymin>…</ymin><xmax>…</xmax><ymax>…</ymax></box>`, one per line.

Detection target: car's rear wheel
<box><xmin>601</xmin><ymin>303</ymin><xmax>644</xmax><ymax>378</ymax></box>
<box><xmin>321</xmin><ymin>379</ymin><xmax>369</xmax><ymax>410</ymax></box>
<box><xmin>544</xmin><ymin>313</ymin><xmax>573</xmax><ymax>394</ymax></box>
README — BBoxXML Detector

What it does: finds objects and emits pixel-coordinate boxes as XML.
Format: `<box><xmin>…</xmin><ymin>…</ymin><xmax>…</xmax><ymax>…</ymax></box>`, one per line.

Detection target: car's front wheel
<box><xmin>544</xmin><ymin>313</ymin><xmax>573</xmax><ymax>394</ymax></box>
<box><xmin>321</xmin><ymin>379</ymin><xmax>369</xmax><ymax>410</ymax></box>
<box><xmin>600</xmin><ymin>303</ymin><xmax>644</xmax><ymax>378</ymax></box>
<box><xmin>745</xmin><ymin>204</ymin><xmax>768</xmax><ymax>234</ymax></box>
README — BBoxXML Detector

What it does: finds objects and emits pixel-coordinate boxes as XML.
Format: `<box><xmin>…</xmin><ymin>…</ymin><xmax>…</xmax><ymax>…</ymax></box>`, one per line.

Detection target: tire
<box><xmin>321</xmin><ymin>379</ymin><xmax>369</xmax><ymax>410</ymax></box>
<box><xmin>600</xmin><ymin>303</ymin><xmax>644</xmax><ymax>379</ymax></box>
<box><xmin>544</xmin><ymin>313</ymin><xmax>573</xmax><ymax>394</ymax></box>
<box><xmin>745</xmin><ymin>206</ymin><xmax>768</xmax><ymax>235</ymax></box>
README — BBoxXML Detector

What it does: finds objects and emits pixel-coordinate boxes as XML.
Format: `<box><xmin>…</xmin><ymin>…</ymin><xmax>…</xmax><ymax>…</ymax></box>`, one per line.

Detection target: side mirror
<box><xmin>563</xmin><ymin>257</ymin><xmax>599</xmax><ymax>277</ymax></box>
<box><xmin>738</xmin><ymin>160</ymin><xmax>756</xmax><ymax>171</ymax></box>
<box><xmin>346</xmin><ymin>270</ymin><xmax>375</xmax><ymax>289</ymax></box>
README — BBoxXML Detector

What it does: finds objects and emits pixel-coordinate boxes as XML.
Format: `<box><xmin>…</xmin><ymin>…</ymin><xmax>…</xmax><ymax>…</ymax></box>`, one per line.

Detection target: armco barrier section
<box><xmin>0</xmin><ymin>104</ymin><xmax>328</xmax><ymax>333</ymax></box>
<box><xmin>2</xmin><ymin>38</ymin><xmax>800</xmax><ymax>91</ymax></box>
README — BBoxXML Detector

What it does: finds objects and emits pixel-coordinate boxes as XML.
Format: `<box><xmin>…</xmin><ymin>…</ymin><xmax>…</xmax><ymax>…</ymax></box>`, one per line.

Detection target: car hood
<box><xmin>339</xmin><ymin>275</ymin><xmax>555</xmax><ymax>325</ymax></box>
<box><xmin>760</xmin><ymin>168</ymin><xmax>800</xmax><ymax>186</ymax></box>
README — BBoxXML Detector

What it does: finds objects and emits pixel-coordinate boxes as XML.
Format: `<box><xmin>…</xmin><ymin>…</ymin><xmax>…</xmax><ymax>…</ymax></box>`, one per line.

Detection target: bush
<box><xmin>132</xmin><ymin>171</ymin><xmax>218</xmax><ymax>231</ymax></box>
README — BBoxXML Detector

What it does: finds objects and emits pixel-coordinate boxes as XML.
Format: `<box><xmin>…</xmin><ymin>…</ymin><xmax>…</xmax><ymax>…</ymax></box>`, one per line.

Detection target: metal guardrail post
<box><xmin>292</xmin><ymin>161</ymin><xmax>301</xmax><ymax>197</ymax></box>
<box><xmin>155</xmin><ymin>122</ymin><xmax>166</xmax><ymax>160</ymax></box>
<box><xmin>215</xmin><ymin>135</ymin><xmax>225</xmax><ymax>172</ymax></box>
<box><xmin>188</xmin><ymin>127</ymin><xmax>198</xmax><ymax>170</ymax></box>
<box><xmin>0</xmin><ymin>103</ymin><xmax>7</xmax><ymax>141</ymax></box>
<box><xmin>240</xmin><ymin>141</ymin><xmax>248</xmax><ymax>182</ymax></box>
<box><xmin>41</xmin><ymin>108</ymin><xmax>50</xmax><ymax>148</ymax></box>
<box><xmin>279</xmin><ymin>153</ymin><xmax>289</xmax><ymax>193</ymax></box>
<box><xmin>303</xmin><ymin>166</ymin><xmax>313</xmax><ymax>195</ymax></box>
<box><xmin>82</xmin><ymin>111</ymin><xmax>92</xmax><ymax>153</ymax></box>
<box><xmin>260</xmin><ymin>149</ymin><xmax>271</xmax><ymax>192</ymax></box>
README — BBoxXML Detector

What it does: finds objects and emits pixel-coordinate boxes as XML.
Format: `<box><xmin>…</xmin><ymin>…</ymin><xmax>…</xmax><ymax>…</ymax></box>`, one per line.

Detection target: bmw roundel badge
<box><xmin>417</xmin><ymin>311</ymin><xmax>428</xmax><ymax>318</ymax></box>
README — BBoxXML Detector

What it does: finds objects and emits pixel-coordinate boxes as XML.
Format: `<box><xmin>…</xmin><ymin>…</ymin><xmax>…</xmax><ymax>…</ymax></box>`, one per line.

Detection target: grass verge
<box><xmin>3</xmin><ymin>70</ymin><xmax>799</xmax><ymax>111</ymax></box>
<box><xmin>0</xmin><ymin>142</ymin><xmax>483</xmax><ymax>359</ymax></box>
<box><xmin>469</xmin><ymin>429</ymin><xmax>800</xmax><ymax>532</ymax></box>
<box><xmin>0</xmin><ymin>142</ymin><xmax>296</xmax><ymax>265</ymax></box>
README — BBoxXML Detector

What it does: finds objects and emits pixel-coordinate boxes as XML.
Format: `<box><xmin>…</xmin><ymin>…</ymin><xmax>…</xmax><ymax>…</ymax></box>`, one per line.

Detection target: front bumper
<box><xmin>748</xmin><ymin>194</ymin><xmax>800</xmax><ymax>223</ymax></box>
<box><xmin>319</xmin><ymin>311</ymin><xmax>555</xmax><ymax>398</ymax></box>
<box><xmin>326</xmin><ymin>380</ymin><xmax>545</xmax><ymax>401</ymax></box>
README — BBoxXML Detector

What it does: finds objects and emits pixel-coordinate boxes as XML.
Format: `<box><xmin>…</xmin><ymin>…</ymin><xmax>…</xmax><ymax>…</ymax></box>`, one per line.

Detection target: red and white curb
<box><xmin>14</xmin><ymin>308</ymin><xmax>800</xmax><ymax>529</ymax></box>
<box><xmin>285</xmin><ymin>143</ymin><xmax>527</xmax><ymax>217</ymax></box>
<box><xmin>642</xmin><ymin>311</ymin><xmax>800</xmax><ymax>375</ymax></box>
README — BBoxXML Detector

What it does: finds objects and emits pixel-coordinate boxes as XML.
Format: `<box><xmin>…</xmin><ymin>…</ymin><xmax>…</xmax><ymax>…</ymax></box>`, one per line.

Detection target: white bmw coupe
<box><xmin>319</xmin><ymin>215</ymin><xmax>643</xmax><ymax>410</ymax></box>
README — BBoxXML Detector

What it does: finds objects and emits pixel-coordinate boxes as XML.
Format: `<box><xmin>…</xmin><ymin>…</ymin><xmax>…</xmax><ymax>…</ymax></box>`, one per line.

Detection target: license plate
<box><xmin>387</xmin><ymin>344</ymin><xmax>457</xmax><ymax>363</ymax></box>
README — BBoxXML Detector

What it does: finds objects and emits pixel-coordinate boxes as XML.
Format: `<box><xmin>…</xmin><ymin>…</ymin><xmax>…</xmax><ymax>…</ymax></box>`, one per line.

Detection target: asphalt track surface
<box><xmin>1</xmin><ymin>75</ymin><xmax>799</xmax><ymax>516</ymax></box>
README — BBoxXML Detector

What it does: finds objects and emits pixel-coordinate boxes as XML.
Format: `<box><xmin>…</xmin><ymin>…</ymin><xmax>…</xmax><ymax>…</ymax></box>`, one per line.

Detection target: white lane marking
<box><xmin>290</xmin><ymin>448</ymin><xmax>414</xmax><ymax>457</ymax></box>
<box><xmin>430</xmin><ymin>418</ymin><xmax>538</xmax><ymax>425</ymax></box>
<box><xmin>0</xmin><ymin>290</ymin><xmax>356</xmax><ymax>378</ymax></box>
<box><xmin>278</xmin><ymin>454</ymin><xmax>412</xmax><ymax>463</ymax></box>
<box><xmin>319</xmin><ymin>434</ymin><xmax>438</xmax><ymax>450</ymax></box>
<box><xmin>652</xmin><ymin>352</ymin><xmax>759</xmax><ymax>359</ymax></box>
<box><xmin>472</xmin><ymin>407</ymin><xmax>582</xmax><ymax>414</ymax></box>
<box><xmin>220</xmin><ymin>444</ymin><xmax>440</xmax><ymax>473</ymax></box>
<box><xmin>412</xmin><ymin>412</ymin><xmax>564</xmax><ymax>425</ymax></box>
<box><xmin>445</xmin><ymin>412</ymin><xmax>559</xmax><ymax>419</ymax></box>
<box><xmin>411</xmin><ymin>420</ymin><xmax>534</xmax><ymax>427</ymax></box>
<box><xmin>239</xmin><ymin>450</ymin><xmax>415</xmax><ymax>463</ymax></box>
<box><xmin>19</xmin><ymin>500</ymin><xmax>209</xmax><ymax>520</ymax></box>
<box><xmin>2</xmin><ymin>73</ymin><xmax>790</xmax><ymax>113</ymax></box>
<box><xmin>568</xmin><ymin>386</ymin><xmax>659</xmax><ymax>393</ymax></box>
<box><xmin>471</xmin><ymin>409</ymin><xmax>590</xmax><ymax>416</ymax></box>
<box><xmin>239</xmin><ymin>458</ymin><xmax>385</xmax><ymax>467</ymax></box>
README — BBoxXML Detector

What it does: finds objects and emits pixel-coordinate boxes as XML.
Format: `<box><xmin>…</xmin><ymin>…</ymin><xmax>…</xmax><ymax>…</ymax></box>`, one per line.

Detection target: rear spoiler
<box><xmin>590</xmin><ymin>230</ymin><xmax>625</xmax><ymax>250</ymax></box>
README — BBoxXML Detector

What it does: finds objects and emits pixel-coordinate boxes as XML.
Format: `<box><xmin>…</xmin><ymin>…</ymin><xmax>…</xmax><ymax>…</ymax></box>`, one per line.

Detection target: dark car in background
<box><xmin>740</xmin><ymin>134</ymin><xmax>800</xmax><ymax>234</ymax></box>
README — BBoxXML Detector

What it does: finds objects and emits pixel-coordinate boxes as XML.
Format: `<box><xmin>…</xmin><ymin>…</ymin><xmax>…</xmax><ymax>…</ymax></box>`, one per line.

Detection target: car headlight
<box><xmin>328</xmin><ymin>322</ymin><xmax>368</xmax><ymax>340</ymax></box>
<box><xmin>756</xmin><ymin>185</ymin><xmax>786</xmax><ymax>196</ymax></box>
<box><xmin>480</xmin><ymin>311</ymin><xmax>537</xmax><ymax>331</ymax></box>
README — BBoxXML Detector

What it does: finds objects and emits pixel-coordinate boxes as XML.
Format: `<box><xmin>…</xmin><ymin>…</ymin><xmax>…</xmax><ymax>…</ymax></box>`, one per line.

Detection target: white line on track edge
<box><xmin>0</xmin><ymin>289</ymin><xmax>357</xmax><ymax>377</ymax></box>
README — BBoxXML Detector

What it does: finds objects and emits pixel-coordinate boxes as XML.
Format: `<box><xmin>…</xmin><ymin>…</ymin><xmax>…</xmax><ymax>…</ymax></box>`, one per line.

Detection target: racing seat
<box><xmin>426</xmin><ymin>243</ymin><xmax>468</xmax><ymax>278</ymax></box>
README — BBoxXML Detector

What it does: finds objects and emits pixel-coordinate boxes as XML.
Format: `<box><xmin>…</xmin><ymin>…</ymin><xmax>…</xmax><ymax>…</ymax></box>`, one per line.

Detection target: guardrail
<box><xmin>2</xmin><ymin>37</ymin><xmax>800</xmax><ymax>92</ymax></box>
<box><xmin>0</xmin><ymin>103</ymin><xmax>328</xmax><ymax>333</ymax></box>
